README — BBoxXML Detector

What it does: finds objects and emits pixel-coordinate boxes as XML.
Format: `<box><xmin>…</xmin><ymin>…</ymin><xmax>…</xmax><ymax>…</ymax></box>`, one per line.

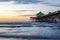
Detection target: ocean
<box><xmin>0</xmin><ymin>21</ymin><xmax>60</xmax><ymax>40</ymax></box>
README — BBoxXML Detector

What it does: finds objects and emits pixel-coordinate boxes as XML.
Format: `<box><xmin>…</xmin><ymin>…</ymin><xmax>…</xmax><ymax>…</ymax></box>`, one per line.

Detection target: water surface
<box><xmin>0</xmin><ymin>21</ymin><xmax>60</xmax><ymax>40</ymax></box>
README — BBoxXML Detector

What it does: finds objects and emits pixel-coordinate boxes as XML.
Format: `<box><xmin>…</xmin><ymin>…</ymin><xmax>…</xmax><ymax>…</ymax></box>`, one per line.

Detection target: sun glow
<box><xmin>0</xmin><ymin>0</ymin><xmax>60</xmax><ymax>21</ymax></box>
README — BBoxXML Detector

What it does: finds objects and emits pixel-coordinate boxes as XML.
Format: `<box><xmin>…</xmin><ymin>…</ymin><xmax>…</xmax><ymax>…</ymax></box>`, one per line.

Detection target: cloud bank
<box><xmin>0</xmin><ymin>0</ymin><xmax>60</xmax><ymax>7</ymax></box>
<box><xmin>0</xmin><ymin>0</ymin><xmax>60</xmax><ymax>16</ymax></box>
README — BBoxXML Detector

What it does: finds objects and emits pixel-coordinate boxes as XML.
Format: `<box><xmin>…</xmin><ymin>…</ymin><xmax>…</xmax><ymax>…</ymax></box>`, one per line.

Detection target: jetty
<box><xmin>30</xmin><ymin>10</ymin><xmax>60</xmax><ymax>22</ymax></box>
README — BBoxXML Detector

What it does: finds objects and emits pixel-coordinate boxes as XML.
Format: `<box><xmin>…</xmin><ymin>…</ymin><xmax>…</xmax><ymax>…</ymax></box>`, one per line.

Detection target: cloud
<box><xmin>40</xmin><ymin>0</ymin><xmax>60</xmax><ymax>7</ymax></box>
<box><xmin>17</xmin><ymin>14</ymin><xmax>35</xmax><ymax>17</ymax></box>
<box><xmin>0</xmin><ymin>0</ymin><xmax>60</xmax><ymax>7</ymax></box>
<box><xmin>0</xmin><ymin>0</ymin><xmax>38</xmax><ymax>3</ymax></box>
<box><xmin>0</xmin><ymin>0</ymin><xmax>60</xmax><ymax>17</ymax></box>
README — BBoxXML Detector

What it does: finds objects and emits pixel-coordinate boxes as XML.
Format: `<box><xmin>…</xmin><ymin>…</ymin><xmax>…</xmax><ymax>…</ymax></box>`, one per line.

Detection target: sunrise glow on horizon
<box><xmin>0</xmin><ymin>0</ymin><xmax>60</xmax><ymax>21</ymax></box>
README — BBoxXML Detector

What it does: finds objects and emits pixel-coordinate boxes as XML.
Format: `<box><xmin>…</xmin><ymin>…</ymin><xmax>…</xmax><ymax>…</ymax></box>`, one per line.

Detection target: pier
<box><xmin>30</xmin><ymin>10</ymin><xmax>60</xmax><ymax>22</ymax></box>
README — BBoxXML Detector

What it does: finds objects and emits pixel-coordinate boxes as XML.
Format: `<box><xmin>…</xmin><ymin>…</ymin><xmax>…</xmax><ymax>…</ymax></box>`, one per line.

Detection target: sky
<box><xmin>0</xmin><ymin>0</ymin><xmax>60</xmax><ymax>21</ymax></box>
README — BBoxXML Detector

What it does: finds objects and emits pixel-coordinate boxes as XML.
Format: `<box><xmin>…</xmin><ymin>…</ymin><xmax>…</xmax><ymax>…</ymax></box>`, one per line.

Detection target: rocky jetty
<box><xmin>30</xmin><ymin>10</ymin><xmax>60</xmax><ymax>22</ymax></box>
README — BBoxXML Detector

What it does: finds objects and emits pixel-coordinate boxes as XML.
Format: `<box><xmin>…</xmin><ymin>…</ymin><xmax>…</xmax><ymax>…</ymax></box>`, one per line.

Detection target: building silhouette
<box><xmin>30</xmin><ymin>10</ymin><xmax>60</xmax><ymax>22</ymax></box>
